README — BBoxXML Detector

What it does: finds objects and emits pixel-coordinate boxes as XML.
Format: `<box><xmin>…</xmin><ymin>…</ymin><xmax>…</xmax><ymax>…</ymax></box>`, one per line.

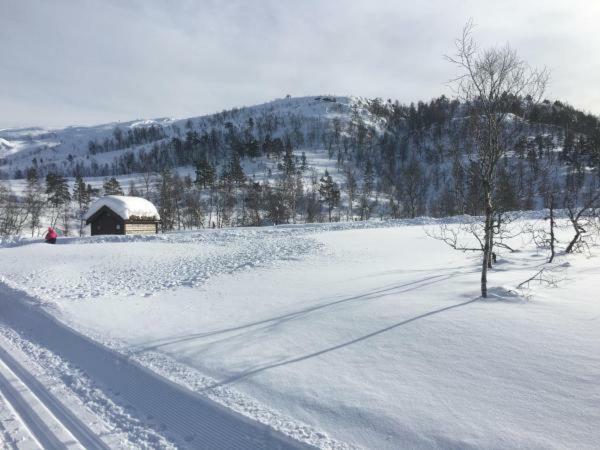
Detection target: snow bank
<box><xmin>84</xmin><ymin>195</ymin><xmax>160</xmax><ymax>221</ymax></box>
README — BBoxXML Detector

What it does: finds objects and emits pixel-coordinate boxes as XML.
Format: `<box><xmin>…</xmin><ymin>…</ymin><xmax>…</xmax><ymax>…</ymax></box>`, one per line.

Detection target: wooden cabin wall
<box><xmin>90</xmin><ymin>210</ymin><xmax>125</xmax><ymax>236</ymax></box>
<box><xmin>124</xmin><ymin>222</ymin><xmax>158</xmax><ymax>235</ymax></box>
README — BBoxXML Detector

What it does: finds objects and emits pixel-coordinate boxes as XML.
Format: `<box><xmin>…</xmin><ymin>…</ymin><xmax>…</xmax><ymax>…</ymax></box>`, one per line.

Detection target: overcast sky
<box><xmin>1</xmin><ymin>0</ymin><xmax>599</xmax><ymax>129</ymax></box>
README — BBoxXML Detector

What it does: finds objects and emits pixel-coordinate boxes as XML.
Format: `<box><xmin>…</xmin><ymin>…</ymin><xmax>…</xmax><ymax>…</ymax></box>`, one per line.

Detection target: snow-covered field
<box><xmin>1</xmin><ymin>217</ymin><xmax>599</xmax><ymax>449</ymax></box>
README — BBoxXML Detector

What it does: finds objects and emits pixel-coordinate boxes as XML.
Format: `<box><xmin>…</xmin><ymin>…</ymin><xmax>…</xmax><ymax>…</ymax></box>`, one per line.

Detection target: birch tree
<box><xmin>446</xmin><ymin>20</ymin><xmax>549</xmax><ymax>297</ymax></box>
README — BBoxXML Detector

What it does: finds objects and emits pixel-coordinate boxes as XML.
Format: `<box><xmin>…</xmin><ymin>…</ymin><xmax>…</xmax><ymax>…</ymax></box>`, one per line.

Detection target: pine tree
<box><xmin>264</xmin><ymin>183</ymin><xmax>288</xmax><ymax>225</ymax></box>
<box><xmin>282</xmin><ymin>144</ymin><xmax>296</xmax><ymax>176</ymax></box>
<box><xmin>73</xmin><ymin>174</ymin><xmax>91</xmax><ymax>236</ymax></box>
<box><xmin>344</xmin><ymin>166</ymin><xmax>356</xmax><ymax>220</ymax></box>
<box><xmin>300</xmin><ymin>152</ymin><xmax>308</xmax><ymax>171</ymax></box>
<box><xmin>363</xmin><ymin>160</ymin><xmax>374</xmax><ymax>195</ymax></box>
<box><xmin>127</xmin><ymin>180</ymin><xmax>139</xmax><ymax>197</ymax></box>
<box><xmin>495</xmin><ymin>162</ymin><xmax>519</xmax><ymax>213</ymax></box>
<box><xmin>319</xmin><ymin>170</ymin><xmax>340</xmax><ymax>222</ymax></box>
<box><xmin>228</xmin><ymin>153</ymin><xmax>246</xmax><ymax>186</ymax></box>
<box><xmin>103</xmin><ymin>177</ymin><xmax>124</xmax><ymax>195</ymax></box>
<box><xmin>45</xmin><ymin>173</ymin><xmax>71</xmax><ymax>227</ymax></box>
<box><xmin>194</xmin><ymin>158</ymin><xmax>216</xmax><ymax>189</ymax></box>
<box><xmin>157</xmin><ymin>169</ymin><xmax>175</xmax><ymax>231</ymax></box>
<box><xmin>245</xmin><ymin>182</ymin><xmax>262</xmax><ymax>226</ymax></box>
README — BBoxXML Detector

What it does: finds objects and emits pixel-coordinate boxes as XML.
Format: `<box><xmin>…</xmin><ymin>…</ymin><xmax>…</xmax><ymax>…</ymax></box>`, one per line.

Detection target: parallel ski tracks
<box><xmin>0</xmin><ymin>346</ymin><xmax>110</xmax><ymax>449</ymax></box>
<box><xmin>0</xmin><ymin>283</ymin><xmax>312</xmax><ymax>449</ymax></box>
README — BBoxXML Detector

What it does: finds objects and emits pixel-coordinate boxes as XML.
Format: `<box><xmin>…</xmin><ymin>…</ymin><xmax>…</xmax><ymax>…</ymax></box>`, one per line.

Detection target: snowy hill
<box><xmin>0</xmin><ymin>95</ymin><xmax>377</xmax><ymax>177</ymax></box>
<box><xmin>1</xmin><ymin>94</ymin><xmax>599</xmax><ymax>235</ymax></box>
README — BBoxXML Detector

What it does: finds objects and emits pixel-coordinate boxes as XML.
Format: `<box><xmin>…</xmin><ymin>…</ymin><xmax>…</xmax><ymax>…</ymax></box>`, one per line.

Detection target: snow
<box><xmin>1</xmin><ymin>217</ymin><xmax>599</xmax><ymax>448</ymax></box>
<box><xmin>0</xmin><ymin>138</ymin><xmax>13</xmax><ymax>149</ymax></box>
<box><xmin>84</xmin><ymin>195</ymin><xmax>160</xmax><ymax>221</ymax></box>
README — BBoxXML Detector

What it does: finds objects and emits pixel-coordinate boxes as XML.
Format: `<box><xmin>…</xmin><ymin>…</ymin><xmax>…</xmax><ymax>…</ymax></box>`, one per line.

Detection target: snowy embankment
<box><xmin>1</xmin><ymin>217</ymin><xmax>599</xmax><ymax>449</ymax></box>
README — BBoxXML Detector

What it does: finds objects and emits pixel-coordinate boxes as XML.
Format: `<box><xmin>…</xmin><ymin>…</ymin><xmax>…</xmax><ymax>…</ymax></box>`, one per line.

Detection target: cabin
<box><xmin>85</xmin><ymin>195</ymin><xmax>160</xmax><ymax>236</ymax></box>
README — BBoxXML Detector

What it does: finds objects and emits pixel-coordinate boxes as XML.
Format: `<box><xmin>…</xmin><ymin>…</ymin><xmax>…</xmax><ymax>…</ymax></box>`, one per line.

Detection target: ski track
<box><xmin>0</xmin><ymin>351</ymin><xmax>85</xmax><ymax>450</ymax></box>
<box><xmin>0</xmin><ymin>283</ymin><xmax>313</xmax><ymax>450</ymax></box>
<box><xmin>0</xmin><ymin>326</ymin><xmax>176</xmax><ymax>449</ymax></box>
<box><xmin>0</xmin><ymin>387</ymin><xmax>38</xmax><ymax>450</ymax></box>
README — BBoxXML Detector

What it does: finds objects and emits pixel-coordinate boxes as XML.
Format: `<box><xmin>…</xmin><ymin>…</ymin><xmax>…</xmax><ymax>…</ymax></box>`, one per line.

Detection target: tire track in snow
<box><xmin>0</xmin><ymin>283</ymin><xmax>313</xmax><ymax>449</ymax></box>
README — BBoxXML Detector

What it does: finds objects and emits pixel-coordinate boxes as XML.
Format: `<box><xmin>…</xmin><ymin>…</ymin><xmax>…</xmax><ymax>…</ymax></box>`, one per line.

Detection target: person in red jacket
<box><xmin>45</xmin><ymin>226</ymin><xmax>58</xmax><ymax>244</ymax></box>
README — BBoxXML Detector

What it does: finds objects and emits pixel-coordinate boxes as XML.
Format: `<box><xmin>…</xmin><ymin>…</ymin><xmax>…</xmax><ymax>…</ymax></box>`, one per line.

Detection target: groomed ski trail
<box><xmin>0</xmin><ymin>282</ymin><xmax>313</xmax><ymax>449</ymax></box>
<box><xmin>0</xmin><ymin>345</ymin><xmax>108</xmax><ymax>449</ymax></box>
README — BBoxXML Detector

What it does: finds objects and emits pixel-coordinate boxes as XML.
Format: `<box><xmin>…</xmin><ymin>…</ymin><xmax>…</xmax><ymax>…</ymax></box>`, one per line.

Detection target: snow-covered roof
<box><xmin>85</xmin><ymin>195</ymin><xmax>160</xmax><ymax>221</ymax></box>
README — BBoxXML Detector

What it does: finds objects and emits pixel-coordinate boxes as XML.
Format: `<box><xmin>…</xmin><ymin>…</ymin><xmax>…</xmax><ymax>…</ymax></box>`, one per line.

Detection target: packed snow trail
<box><xmin>0</xmin><ymin>360</ymin><xmax>68</xmax><ymax>449</ymax></box>
<box><xmin>0</xmin><ymin>345</ymin><xmax>103</xmax><ymax>449</ymax></box>
<box><xmin>0</xmin><ymin>283</ymin><xmax>312</xmax><ymax>449</ymax></box>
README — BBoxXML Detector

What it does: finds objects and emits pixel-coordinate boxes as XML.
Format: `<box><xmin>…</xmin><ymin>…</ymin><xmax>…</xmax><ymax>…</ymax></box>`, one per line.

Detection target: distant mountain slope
<box><xmin>0</xmin><ymin>96</ymin><xmax>378</xmax><ymax>177</ymax></box>
<box><xmin>1</xmin><ymin>94</ymin><xmax>599</xmax><ymax>224</ymax></box>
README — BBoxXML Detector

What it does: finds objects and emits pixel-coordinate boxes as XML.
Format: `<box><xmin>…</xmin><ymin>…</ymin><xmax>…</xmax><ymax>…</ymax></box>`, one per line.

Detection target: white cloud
<box><xmin>1</xmin><ymin>0</ymin><xmax>598</xmax><ymax>128</ymax></box>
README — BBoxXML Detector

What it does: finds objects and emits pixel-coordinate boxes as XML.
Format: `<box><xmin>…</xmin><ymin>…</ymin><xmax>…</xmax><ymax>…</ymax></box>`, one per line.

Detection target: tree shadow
<box><xmin>132</xmin><ymin>272</ymin><xmax>469</xmax><ymax>354</ymax></box>
<box><xmin>202</xmin><ymin>297</ymin><xmax>480</xmax><ymax>390</ymax></box>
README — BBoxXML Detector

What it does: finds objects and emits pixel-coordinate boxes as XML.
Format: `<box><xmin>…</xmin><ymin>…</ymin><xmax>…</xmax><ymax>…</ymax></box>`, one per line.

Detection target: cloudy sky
<box><xmin>1</xmin><ymin>0</ymin><xmax>599</xmax><ymax>129</ymax></box>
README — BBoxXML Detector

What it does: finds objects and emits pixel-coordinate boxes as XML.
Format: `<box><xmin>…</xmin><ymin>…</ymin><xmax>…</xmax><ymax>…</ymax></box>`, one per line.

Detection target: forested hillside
<box><xmin>1</xmin><ymin>94</ymin><xmax>599</xmax><ymax>235</ymax></box>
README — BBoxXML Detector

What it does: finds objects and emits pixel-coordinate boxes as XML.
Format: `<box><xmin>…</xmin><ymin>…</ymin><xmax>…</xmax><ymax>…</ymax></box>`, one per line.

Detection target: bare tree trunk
<box><xmin>487</xmin><ymin>216</ymin><xmax>494</xmax><ymax>270</ymax></box>
<box><xmin>481</xmin><ymin>187</ymin><xmax>493</xmax><ymax>298</ymax></box>
<box><xmin>565</xmin><ymin>223</ymin><xmax>582</xmax><ymax>254</ymax></box>
<box><xmin>548</xmin><ymin>197</ymin><xmax>556</xmax><ymax>263</ymax></box>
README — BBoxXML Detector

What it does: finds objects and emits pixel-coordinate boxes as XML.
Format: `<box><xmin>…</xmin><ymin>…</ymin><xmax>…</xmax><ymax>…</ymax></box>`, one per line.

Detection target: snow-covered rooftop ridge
<box><xmin>85</xmin><ymin>195</ymin><xmax>160</xmax><ymax>221</ymax></box>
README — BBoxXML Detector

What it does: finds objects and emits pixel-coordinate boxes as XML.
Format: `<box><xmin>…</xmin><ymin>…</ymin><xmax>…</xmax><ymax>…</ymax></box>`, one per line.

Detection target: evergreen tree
<box><xmin>344</xmin><ymin>166</ymin><xmax>356</xmax><ymax>220</ymax></box>
<box><xmin>264</xmin><ymin>183</ymin><xmax>289</xmax><ymax>225</ymax></box>
<box><xmin>73</xmin><ymin>174</ymin><xmax>91</xmax><ymax>236</ymax></box>
<box><xmin>228</xmin><ymin>153</ymin><xmax>246</xmax><ymax>186</ymax></box>
<box><xmin>495</xmin><ymin>162</ymin><xmax>519</xmax><ymax>212</ymax></box>
<box><xmin>127</xmin><ymin>180</ymin><xmax>139</xmax><ymax>197</ymax></box>
<box><xmin>319</xmin><ymin>170</ymin><xmax>340</xmax><ymax>222</ymax></box>
<box><xmin>363</xmin><ymin>160</ymin><xmax>375</xmax><ymax>195</ymax></box>
<box><xmin>45</xmin><ymin>173</ymin><xmax>71</xmax><ymax>227</ymax></box>
<box><xmin>157</xmin><ymin>169</ymin><xmax>176</xmax><ymax>231</ymax></box>
<box><xmin>300</xmin><ymin>152</ymin><xmax>308</xmax><ymax>171</ymax></box>
<box><xmin>103</xmin><ymin>177</ymin><xmax>124</xmax><ymax>195</ymax></box>
<box><xmin>194</xmin><ymin>158</ymin><xmax>216</xmax><ymax>189</ymax></box>
<box><xmin>282</xmin><ymin>144</ymin><xmax>296</xmax><ymax>176</ymax></box>
<box><xmin>245</xmin><ymin>182</ymin><xmax>262</xmax><ymax>226</ymax></box>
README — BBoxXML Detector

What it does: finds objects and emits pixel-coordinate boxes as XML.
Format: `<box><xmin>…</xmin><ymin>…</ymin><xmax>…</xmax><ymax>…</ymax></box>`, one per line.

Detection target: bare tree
<box><xmin>0</xmin><ymin>183</ymin><xmax>28</xmax><ymax>236</ymax></box>
<box><xmin>427</xmin><ymin>214</ymin><xmax>519</xmax><ymax>263</ymax></box>
<box><xmin>446</xmin><ymin>20</ymin><xmax>549</xmax><ymax>297</ymax></box>
<box><xmin>343</xmin><ymin>165</ymin><xmax>356</xmax><ymax>221</ymax></box>
<box><xmin>563</xmin><ymin>179</ymin><xmax>600</xmax><ymax>254</ymax></box>
<box><xmin>24</xmin><ymin>168</ymin><xmax>45</xmax><ymax>237</ymax></box>
<box><xmin>535</xmin><ymin>162</ymin><xmax>561</xmax><ymax>263</ymax></box>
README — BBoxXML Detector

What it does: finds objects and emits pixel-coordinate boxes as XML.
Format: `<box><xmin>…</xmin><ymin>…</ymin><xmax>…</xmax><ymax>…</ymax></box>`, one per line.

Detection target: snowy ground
<box><xmin>1</xmin><ymin>217</ymin><xmax>599</xmax><ymax>449</ymax></box>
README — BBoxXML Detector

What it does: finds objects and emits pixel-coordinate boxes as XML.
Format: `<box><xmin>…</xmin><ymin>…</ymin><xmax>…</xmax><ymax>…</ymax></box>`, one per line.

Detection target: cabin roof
<box><xmin>84</xmin><ymin>195</ymin><xmax>160</xmax><ymax>222</ymax></box>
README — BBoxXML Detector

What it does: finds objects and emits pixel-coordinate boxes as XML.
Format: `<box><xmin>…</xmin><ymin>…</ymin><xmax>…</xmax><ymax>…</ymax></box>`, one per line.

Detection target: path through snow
<box><xmin>0</xmin><ymin>283</ymin><xmax>312</xmax><ymax>449</ymax></box>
